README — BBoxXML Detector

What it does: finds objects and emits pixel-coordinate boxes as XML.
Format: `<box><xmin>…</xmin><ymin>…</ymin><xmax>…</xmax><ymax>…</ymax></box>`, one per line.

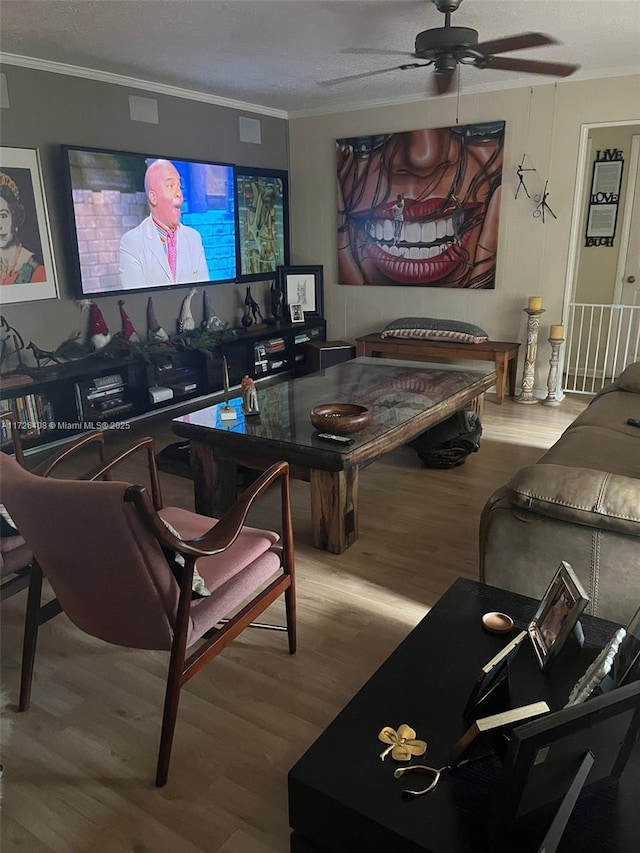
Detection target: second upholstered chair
<box><xmin>0</xmin><ymin>437</ymin><xmax>296</xmax><ymax>786</ymax></box>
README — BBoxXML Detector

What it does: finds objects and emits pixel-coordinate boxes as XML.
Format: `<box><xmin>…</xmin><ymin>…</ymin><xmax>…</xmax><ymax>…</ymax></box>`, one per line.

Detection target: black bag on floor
<box><xmin>409</xmin><ymin>410</ymin><xmax>482</xmax><ymax>469</ymax></box>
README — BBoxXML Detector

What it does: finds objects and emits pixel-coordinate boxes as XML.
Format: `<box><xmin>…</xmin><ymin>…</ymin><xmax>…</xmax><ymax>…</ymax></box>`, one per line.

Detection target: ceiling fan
<box><xmin>322</xmin><ymin>0</ymin><xmax>580</xmax><ymax>95</ymax></box>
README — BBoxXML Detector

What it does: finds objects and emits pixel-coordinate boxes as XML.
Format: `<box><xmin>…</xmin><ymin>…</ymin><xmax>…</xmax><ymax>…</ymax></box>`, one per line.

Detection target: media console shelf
<box><xmin>0</xmin><ymin>318</ymin><xmax>326</xmax><ymax>454</ymax></box>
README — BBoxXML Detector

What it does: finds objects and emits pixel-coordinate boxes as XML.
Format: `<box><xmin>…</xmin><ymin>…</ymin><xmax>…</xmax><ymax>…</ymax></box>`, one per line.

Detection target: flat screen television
<box><xmin>61</xmin><ymin>145</ymin><xmax>236</xmax><ymax>297</ymax></box>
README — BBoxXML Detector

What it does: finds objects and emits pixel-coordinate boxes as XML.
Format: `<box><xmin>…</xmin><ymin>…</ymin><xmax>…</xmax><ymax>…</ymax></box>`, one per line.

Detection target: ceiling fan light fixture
<box><xmin>324</xmin><ymin>0</ymin><xmax>577</xmax><ymax>95</ymax></box>
<box><xmin>434</xmin><ymin>54</ymin><xmax>458</xmax><ymax>74</ymax></box>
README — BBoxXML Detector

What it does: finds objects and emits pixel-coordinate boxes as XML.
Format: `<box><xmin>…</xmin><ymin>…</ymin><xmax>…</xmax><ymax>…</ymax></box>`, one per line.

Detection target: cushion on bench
<box><xmin>380</xmin><ymin>317</ymin><xmax>488</xmax><ymax>344</ymax></box>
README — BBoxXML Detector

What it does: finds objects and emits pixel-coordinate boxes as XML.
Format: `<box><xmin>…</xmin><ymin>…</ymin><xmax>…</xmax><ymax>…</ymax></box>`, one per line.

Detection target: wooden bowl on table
<box><xmin>310</xmin><ymin>403</ymin><xmax>372</xmax><ymax>436</ymax></box>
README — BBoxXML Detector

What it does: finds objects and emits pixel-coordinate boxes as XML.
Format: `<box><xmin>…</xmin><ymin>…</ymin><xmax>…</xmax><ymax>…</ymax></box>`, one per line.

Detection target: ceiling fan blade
<box><xmin>476</xmin><ymin>32</ymin><xmax>558</xmax><ymax>56</ymax></box>
<box><xmin>319</xmin><ymin>63</ymin><xmax>429</xmax><ymax>87</ymax></box>
<box><xmin>341</xmin><ymin>48</ymin><xmax>415</xmax><ymax>57</ymax></box>
<box><xmin>485</xmin><ymin>56</ymin><xmax>580</xmax><ymax>77</ymax></box>
<box><xmin>434</xmin><ymin>68</ymin><xmax>455</xmax><ymax>95</ymax></box>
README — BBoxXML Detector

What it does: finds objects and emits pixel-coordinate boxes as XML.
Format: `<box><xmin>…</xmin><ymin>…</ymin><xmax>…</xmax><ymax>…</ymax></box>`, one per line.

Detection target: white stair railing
<box><xmin>564</xmin><ymin>303</ymin><xmax>640</xmax><ymax>394</ymax></box>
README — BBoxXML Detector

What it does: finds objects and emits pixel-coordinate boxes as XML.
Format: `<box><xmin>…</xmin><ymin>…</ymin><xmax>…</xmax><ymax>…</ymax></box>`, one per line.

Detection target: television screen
<box><xmin>62</xmin><ymin>145</ymin><xmax>236</xmax><ymax>296</ymax></box>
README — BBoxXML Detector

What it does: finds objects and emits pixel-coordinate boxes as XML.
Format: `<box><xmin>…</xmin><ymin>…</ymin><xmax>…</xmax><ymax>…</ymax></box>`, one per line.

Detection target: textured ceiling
<box><xmin>1</xmin><ymin>0</ymin><xmax>639</xmax><ymax>115</ymax></box>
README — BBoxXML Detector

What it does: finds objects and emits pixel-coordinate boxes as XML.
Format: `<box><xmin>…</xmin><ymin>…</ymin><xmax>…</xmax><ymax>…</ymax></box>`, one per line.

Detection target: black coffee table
<box><xmin>288</xmin><ymin>579</ymin><xmax>640</xmax><ymax>852</ymax></box>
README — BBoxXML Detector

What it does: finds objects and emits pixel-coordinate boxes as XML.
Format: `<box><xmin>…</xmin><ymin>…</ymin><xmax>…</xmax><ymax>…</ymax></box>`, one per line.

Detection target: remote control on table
<box><xmin>316</xmin><ymin>433</ymin><xmax>354</xmax><ymax>445</ymax></box>
<box><xmin>627</xmin><ymin>418</ymin><xmax>640</xmax><ymax>428</ymax></box>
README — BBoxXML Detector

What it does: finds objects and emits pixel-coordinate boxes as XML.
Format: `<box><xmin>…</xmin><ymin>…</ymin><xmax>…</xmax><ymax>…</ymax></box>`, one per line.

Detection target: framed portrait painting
<box><xmin>336</xmin><ymin>121</ymin><xmax>505</xmax><ymax>288</ymax></box>
<box><xmin>0</xmin><ymin>147</ymin><xmax>58</xmax><ymax>303</ymax></box>
<box><xmin>278</xmin><ymin>264</ymin><xmax>323</xmax><ymax>319</ymax></box>
<box><xmin>235</xmin><ymin>166</ymin><xmax>289</xmax><ymax>282</ymax></box>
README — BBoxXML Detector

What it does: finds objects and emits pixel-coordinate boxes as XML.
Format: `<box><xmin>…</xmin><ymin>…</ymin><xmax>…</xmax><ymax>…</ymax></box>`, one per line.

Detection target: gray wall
<box><xmin>0</xmin><ymin>65</ymin><xmax>289</xmax><ymax>360</ymax></box>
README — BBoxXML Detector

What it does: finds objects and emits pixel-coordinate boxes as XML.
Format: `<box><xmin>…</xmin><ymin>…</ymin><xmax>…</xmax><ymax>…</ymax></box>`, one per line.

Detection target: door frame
<box><xmin>561</xmin><ymin>119</ymin><xmax>640</xmax><ymax>380</ymax></box>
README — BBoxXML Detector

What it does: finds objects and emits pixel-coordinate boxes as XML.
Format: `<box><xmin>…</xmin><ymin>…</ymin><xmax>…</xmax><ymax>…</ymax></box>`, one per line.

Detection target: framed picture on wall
<box><xmin>0</xmin><ymin>147</ymin><xmax>58</xmax><ymax>303</ymax></box>
<box><xmin>335</xmin><ymin>121</ymin><xmax>505</xmax><ymax>288</ymax></box>
<box><xmin>235</xmin><ymin>166</ymin><xmax>289</xmax><ymax>282</ymax></box>
<box><xmin>278</xmin><ymin>264</ymin><xmax>323</xmax><ymax>318</ymax></box>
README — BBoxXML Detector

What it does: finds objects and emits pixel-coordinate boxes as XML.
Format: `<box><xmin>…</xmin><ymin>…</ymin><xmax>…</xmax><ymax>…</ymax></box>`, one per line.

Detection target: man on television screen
<box><xmin>119</xmin><ymin>159</ymin><xmax>210</xmax><ymax>289</ymax></box>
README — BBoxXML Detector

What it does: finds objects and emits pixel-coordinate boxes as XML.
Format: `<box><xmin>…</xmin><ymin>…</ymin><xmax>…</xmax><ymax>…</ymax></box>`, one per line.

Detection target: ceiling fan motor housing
<box><xmin>414</xmin><ymin>26</ymin><xmax>479</xmax><ymax>58</ymax></box>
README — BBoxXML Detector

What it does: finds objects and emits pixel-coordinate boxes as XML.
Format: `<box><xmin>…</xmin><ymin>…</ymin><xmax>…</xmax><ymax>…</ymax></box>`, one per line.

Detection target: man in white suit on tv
<box><xmin>119</xmin><ymin>159</ymin><xmax>210</xmax><ymax>289</ymax></box>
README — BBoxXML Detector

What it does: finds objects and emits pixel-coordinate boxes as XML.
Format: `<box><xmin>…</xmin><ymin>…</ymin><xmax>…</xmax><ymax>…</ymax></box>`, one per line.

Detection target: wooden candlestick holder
<box><xmin>517</xmin><ymin>308</ymin><xmax>545</xmax><ymax>404</ymax></box>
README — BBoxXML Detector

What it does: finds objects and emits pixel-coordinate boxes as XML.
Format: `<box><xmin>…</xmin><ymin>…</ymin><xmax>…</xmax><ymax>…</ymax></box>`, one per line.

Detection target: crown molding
<box><xmin>2</xmin><ymin>52</ymin><xmax>638</xmax><ymax>122</ymax></box>
<box><xmin>288</xmin><ymin>65</ymin><xmax>640</xmax><ymax>120</ymax></box>
<box><xmin>0</xmin><ymin>53</ymin><xmax>289</xmax><ymax>120</ymax></box>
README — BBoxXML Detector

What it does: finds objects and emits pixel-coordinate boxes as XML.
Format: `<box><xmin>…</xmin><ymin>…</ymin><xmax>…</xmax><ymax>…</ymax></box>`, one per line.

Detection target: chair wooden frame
<box><xmin>16</xmin><ymin>437</ymin><xmax>296</xmax><ymax>787</ymax></box>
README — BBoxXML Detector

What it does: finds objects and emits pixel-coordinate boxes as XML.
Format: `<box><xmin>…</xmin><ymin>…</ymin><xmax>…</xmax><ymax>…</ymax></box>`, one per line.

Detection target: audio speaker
<box><xmin>301</xmin><ymin>341</ymin><xmax>356</xmax><ymax>373</ymax></box>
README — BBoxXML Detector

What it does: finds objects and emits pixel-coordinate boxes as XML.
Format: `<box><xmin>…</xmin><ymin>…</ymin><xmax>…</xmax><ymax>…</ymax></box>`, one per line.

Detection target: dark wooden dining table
<box><xmin>172</xmin><ymin>357</ymin><xmax>496</xmax><ymax>553</ymax></box>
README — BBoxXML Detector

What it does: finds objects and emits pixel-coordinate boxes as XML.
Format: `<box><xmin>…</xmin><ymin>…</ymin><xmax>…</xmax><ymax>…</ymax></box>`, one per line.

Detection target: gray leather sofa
<box><xmin>480</xmin><ymin>362</ymin><xmax>640</xmax><ymax>625</ymax></box>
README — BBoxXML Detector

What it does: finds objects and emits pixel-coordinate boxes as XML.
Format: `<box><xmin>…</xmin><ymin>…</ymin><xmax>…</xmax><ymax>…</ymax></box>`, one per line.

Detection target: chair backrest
<box><xmin>0</xmin><ymin>453</ymin><xmax>181</xmax><ymax>650</ymax></box>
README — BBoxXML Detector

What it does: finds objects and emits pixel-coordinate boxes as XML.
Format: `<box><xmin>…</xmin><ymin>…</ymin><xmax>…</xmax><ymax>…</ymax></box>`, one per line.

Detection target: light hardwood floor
<box><xmin>0</xmin><ymin>392</ymin><xmax>589</xmax><ymax>852</ymax></box>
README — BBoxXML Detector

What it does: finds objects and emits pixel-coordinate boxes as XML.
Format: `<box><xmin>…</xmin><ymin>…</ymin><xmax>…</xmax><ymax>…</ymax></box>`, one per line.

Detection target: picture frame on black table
<box><xmin>492</xmin><ymin>680</ymin><xmax>640</xmax><ymax>853</ymax></box>
<box><xmin>528</xmin><ymin>562</ymin><xmax>589</xmax><ymax>671</ymax></box>
<box><xmin>463</xmin><ymin>629</ymin><xmax>528</xmax><ymax>719</ymax></box>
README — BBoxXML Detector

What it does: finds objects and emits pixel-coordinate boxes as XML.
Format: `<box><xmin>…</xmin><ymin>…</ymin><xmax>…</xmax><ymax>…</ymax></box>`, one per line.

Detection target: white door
<box><xmin>616</xmin><ymin>135</ymin><xmax>640</xmax><ymax>306</ymax></box>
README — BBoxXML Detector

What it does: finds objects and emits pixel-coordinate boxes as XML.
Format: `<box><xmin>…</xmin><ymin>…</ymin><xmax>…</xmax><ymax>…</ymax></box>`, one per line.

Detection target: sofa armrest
<box><xmin>506</xmin><ymin>464</ymin><xmax>640</xmax><ymax>536</ymax></box>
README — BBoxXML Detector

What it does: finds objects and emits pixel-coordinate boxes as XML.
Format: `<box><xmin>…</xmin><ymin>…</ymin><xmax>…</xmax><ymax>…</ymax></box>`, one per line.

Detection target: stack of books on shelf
<box><xmin>264</xmin><ymin>337</ymin><xmax>286</xmax><ymax>370</ymax></box>
<box><xmin>264</xmin><ymin>337</ymin><xmax>285</xmax><ymax>354</ymax></box>
<box><xmin>0</xmin><ymin>393</ymin><xmax>55</xmax><ymax>442</ymax></box>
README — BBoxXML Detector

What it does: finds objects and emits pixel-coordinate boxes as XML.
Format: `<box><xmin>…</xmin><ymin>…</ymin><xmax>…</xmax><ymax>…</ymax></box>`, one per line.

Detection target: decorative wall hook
<box><xmin>533</xmin><ymin>181</ymin><xmax>557</xmax><ymax>223</ymax></box>
<box><xmin>515</xmin><ymin>154</ymin><xmax>536</xmax><ymax>200</ymax></box>
<box><xmin>378</xmin><ymin>725</ymin><xmax>427</xmax><ymax>762</ymax></box>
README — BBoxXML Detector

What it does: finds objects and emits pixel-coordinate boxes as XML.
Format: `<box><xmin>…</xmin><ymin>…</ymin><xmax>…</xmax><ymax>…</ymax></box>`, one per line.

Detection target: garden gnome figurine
<box><xmin>177</xmin><ymin>287</ymin><xmax>197</xmax><ymax>332</ymax></box>
<box><xmin>202</xmin><ymin>290</ymin><xmax>224</xmax><ymax>331</ymax></box>
<box><xmin>83</xmin><ymin>300</ymin><xmax>111</xmax><ymax>351</ymax></box>
<box><xmin>147</xmin><ymin>296</ymin><xmax>169</xmax><ymax>341</ymax></box>
<box><xmin>118</xmin><ymin>299</ymin><xmax>139</xmax><ymax>342</ymax></box>
<box><xmin>241</xmin><ymin>375</ymin><xmax>259</xmax><ymax>415</ymax></box>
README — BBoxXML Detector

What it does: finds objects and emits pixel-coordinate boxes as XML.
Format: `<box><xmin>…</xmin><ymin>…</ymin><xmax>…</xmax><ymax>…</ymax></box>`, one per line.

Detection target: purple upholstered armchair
<box><xmin>0</xmin><ymin>436</ymin><xmax>296</xmax><ymax>786</ymax></box>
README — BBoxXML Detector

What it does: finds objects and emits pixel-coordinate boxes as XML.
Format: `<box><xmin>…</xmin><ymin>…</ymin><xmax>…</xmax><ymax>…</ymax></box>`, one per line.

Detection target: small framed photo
<box><xmin>463</xmin><ymin>629</ymin><xmax>527</xmax><ymax>719</ymax></box>
<box><xmin>289</xmin><ymin>303</ymin><xmax>304</xmax><ymax>324</ymax></box>
<box><xmin>278</xmin><ymin>264</ymin><xmax>323</xmax><ymax>318</ymax></box>
<box><xmin>528</xmin><ymin>562</ymin><xmax>589</xmax><ymax>670</ymax></box>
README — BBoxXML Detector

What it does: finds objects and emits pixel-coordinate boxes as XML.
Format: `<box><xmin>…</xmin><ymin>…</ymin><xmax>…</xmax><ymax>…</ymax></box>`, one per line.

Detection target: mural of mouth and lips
<box><xmin>337</xmin><ymin>123</ymin><xmax>505</xmax><ymax>287</ymax></box>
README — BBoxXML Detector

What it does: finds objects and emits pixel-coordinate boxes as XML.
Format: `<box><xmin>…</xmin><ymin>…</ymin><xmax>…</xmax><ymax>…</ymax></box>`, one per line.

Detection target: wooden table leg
<box><xmin>189</xmin><ymin>440</ymin><xmax>238</xmax><ymax>517</ymax></box>
<box><xmin>494</xmin><ymin>353</ymin><xmax>507</xmax><ymax>404</ymax></box>
<box><xmin>310</xmin><ymin>466</ymin><xmax>359</xmax><ymax>553</ymax></box>
<box><xmin>470</xmin><ymin>393</ymin><xmax>485</xmax><ymax>418</ymax></box>
<box><xmin>507</xmin><ymin>350</ymin><xmax>518</xmax><ymax>398</ymax></box>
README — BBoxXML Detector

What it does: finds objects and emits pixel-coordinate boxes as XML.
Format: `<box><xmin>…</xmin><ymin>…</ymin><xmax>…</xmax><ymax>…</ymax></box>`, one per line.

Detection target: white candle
<box><xmin>528</xmin><ymin>296</ymin><xmax>543</xmax><ymax>311</ymax></box>
<box><xmin>550</xmin><ymin>324</ymin><xmax>565</xmax><ymax>339</ymax></box>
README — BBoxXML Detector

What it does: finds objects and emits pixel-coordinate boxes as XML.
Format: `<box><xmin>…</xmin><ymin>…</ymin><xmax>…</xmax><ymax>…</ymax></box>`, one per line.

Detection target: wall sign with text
<box><xmin>585</xmin><ymin>148</ymin><xmax>624</xmax><ymax>248</ymax></box>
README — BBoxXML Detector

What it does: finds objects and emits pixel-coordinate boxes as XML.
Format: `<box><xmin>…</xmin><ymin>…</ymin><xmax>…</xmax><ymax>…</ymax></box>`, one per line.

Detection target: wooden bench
<box><xmin>355</xmin><ymin>333</ymin><xmax>521</xmax><ymax>404</ymax></box>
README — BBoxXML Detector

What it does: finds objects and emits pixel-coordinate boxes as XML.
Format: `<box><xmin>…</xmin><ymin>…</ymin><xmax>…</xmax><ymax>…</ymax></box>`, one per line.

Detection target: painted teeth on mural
<box><xmin>385</xmin><ymin>243</ymin><xmax>453</xmax><ymax>259</ymax></box>
<box><xmin>366</xmin><ymin>217</ymin><xmax>456</xmax><ymax>256</ymax></box>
